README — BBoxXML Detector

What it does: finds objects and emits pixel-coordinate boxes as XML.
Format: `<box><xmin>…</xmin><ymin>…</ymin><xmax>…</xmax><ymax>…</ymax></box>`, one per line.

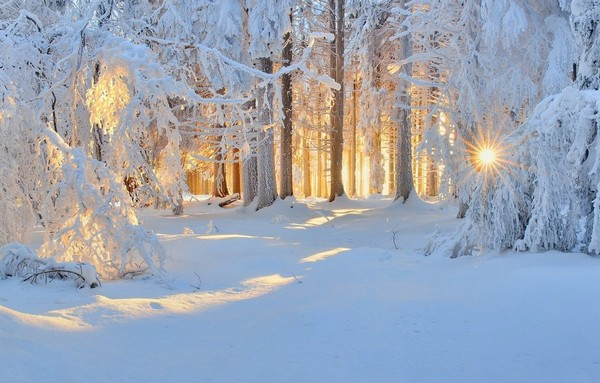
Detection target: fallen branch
<box><xmin>23</xmin><ymin>267</ymin><xmax>100</xmax><ymax>288</ymax></box>
<box><xmin>218</xmin><ymin>193</ymin><xmax>240</xmax><ymax>208</ymax></box>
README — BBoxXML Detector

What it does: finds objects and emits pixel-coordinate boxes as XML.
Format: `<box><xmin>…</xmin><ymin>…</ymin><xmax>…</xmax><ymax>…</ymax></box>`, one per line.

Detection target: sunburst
<box><xmin>463</xmin><ymin>128</ymin><xmax>518</xmax><ymax>186</ymax></box>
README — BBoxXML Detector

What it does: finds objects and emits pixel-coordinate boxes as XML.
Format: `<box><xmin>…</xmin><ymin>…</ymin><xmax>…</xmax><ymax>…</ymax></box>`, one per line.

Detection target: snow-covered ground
<box><xmin>1</xmin><ymin>196</ymin><xmax>600</xmax><ymax>382</ymax></box>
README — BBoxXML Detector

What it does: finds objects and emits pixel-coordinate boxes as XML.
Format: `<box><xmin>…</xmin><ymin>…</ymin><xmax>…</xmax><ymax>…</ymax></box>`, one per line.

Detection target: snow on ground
<box><xmin>1</xmin><ymin>196</ymin><xmax>600</xmax><ymax>382</ymax></box>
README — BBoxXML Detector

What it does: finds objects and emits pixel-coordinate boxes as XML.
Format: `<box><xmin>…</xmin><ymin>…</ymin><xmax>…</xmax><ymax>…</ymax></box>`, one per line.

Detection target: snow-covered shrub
<box><xmin>0</xmin><ymin>243</ymin><xmax>44</xmax><ymax>279</ymax></box>
<box><xmin>39</xmin><ymin>139</ymin><xmax>167</xmax><ymax>280</ymax></box>
<box><xmin>0</xmin><ymin>243</ymin><xmax>99</xmax><ymax>288</ymax></box>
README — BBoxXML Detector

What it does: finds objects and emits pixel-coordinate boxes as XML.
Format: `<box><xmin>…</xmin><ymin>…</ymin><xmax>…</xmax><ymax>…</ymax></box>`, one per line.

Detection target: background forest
<box><xmin>0</xmin><ymin>0</ymin><xmax>599</xmax><ymax>281</ymax></box>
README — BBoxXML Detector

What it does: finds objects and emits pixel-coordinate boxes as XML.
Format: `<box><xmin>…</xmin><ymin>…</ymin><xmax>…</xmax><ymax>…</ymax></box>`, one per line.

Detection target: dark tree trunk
<box><xmin>328</xmin><ymin>0</ymin><xmax>346</xmax><ymax>202</ymax></box>
<box><xmin>280</xmin><ymin>15</ymin><xmax>294</xmax><ymax>199</ymax></box>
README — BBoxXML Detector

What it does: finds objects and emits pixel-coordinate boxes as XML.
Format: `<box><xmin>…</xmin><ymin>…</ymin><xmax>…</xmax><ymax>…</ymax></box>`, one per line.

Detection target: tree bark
<box><xmin>395</xmin><ymin>7</ymin><xmax>413</xmax><ymax>203</ymax></box>
<box><xmin>302</xmin><ymin>126</ymin><xmax>312</xmax><ymax>197</ymax></box>
<box><xmin>232</xmin><ymin>147</ymin><xmax>241</xmax><ymax>195</ymax></box>
<box><xmin>256</xmin><ymin>57</ymin><xmax>278</xmax><ymax>210</ymax></box>
<box><xmin>280</xmin><ymin>22</ymin><xmax>294</xmax><ymax>199</ymax></box>
<box><xmin>212</xmin><ymin>135</ymin><xmax>229</xmax><ymax>198</ymax></box>
<box><xmin>243</xmin><ymin>155</ymin><xmax>257</xmax><ymax>206</ymax></box>
<box><xmin>328</xmin><ymin>0</ymin><xmax>346</xmax><ymax>202</ymax></box>
<box><xmin>349</xmin><ymin>75</ymin><xmax>358</xmax><ymax>196</ymax></box>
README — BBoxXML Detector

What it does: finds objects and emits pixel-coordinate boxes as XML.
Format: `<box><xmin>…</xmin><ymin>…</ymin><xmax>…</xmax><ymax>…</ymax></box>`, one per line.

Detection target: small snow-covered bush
<box><xmin>0</xmin><ymin>243</ymin><xmax>100</xmax><ymax>288</ymax></box>
<box><xmin>39</xmin><ymin>143</ymin><xmax>167</xmax><ymax>281</ymax></box>
<box><xmin>0</xmin><ymin>243</ymin><xmax>44</xmax><ymax>278</ymax></box>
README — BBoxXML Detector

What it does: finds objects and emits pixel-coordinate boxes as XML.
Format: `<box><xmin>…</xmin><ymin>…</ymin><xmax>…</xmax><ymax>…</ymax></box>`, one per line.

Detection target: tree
<box><xmin>423</xmin><ymin>0</ymin><xmax>584</xmax><ymax>257</ymax></box>
<box><xmin>280</xmin><ymin>12</ymin><xmax>294</xmax><ymax>199</ymax></box>
<box><xmin>393</xmin><ymin>1</ymin><xmax>413</xmax><ymax>202</ymax></box>
<box><xmin>328</xmin><ymin>0</ymin><xmax>346</xmax><ymax>202</ymax></box>
<box><xmin>246</xmin><ymin>0</ymin><xmax>293</xmax><ymax>210</ymax></box>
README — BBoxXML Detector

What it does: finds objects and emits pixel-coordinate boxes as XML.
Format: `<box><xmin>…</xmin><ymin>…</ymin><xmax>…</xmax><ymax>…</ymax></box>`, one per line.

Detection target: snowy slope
<box><xmin>1</xmin><ymin>197</ymin><xmax>600</xmax><ymax>382</ymax></box>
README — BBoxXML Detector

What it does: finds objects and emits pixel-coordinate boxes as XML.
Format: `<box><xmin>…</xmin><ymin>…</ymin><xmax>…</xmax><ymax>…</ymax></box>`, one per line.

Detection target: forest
<box><xmin>2</xmin><ymin>0</ymin><xmax>598</xmax><ymax>279</ymax></box>
<box><xmin>1</xmin><ymin>1</ymin><xmax>600</xmax><ymax>381</ymax></box>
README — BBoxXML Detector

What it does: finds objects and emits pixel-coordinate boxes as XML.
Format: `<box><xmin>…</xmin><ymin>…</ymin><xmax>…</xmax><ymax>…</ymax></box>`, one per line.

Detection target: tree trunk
<box><xmin>349</xmin><ymin>75</ymin><xmax>358</xmax><ymax>196</ymax></box>
<box><xmin>256</xmin><ymin>57</ymin><xmax>278</xmax><ymax>210</ymax></box>
<box><xmin>232</xmin><ymin>147</ymin><xmax>241</xmax><ymax>195</ymax></box>
<box><xmin>243</xmin><ymin>156</ymin><xmax>257</xmax><ymax>206</ymax></box>
<box><xmin>328</xmin><ymin>0</ymin><xmax>346</xmax><ymax>202</ymax></box>
<box><xmin>427</xmin><ymin>158</ymin><xmax>437</xmax><ymax>197</ymax></box>
<box><xmin>280</xmin><ymin>17</ymin><xmax>294</xmax><ymax>199</ymax></box>
<box><xmin>303</xmin><ymin>127</ymin><xmax>312</xmax><ymax>197</ymax></box>
<box><xmin>212</xmin><ymin>136</ymin><xmax>229</xmax><ymax>198</ymax></box>
<box><xmin>369</xmin><ymin>131</ymin><xmax>382</xmax><ymax>195</ymax></box>
<box><xmin>394</xmin><ymin>22</ymin><xmax>413</xmax><ymax>203</ymax></box>
<box><xmin>172</xmin><ymin>194</ymin><xmax>184</xmax><ymax>216</ymax></box>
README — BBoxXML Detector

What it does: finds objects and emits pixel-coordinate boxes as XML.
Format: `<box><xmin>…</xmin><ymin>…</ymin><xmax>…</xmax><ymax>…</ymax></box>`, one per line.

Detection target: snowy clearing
<box><xmin>1</xmin><ymin>197</ymin><xmax>600</xmax><ymax>382</ymax></box>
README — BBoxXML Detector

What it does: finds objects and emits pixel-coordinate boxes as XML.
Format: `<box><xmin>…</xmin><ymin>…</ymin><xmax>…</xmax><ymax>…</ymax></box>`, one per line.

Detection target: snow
<box><xmin>2</xmin><ymin>197</ymin><xmax>600</xmax><ymax>382</ymax></box>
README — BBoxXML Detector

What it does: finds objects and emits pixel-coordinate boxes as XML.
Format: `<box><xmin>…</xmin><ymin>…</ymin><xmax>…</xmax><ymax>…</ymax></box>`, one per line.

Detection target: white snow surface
<box><xmin>1</xmin><ymin>196</ymin><xmax>600</xmax><ymax>382</ymax></box>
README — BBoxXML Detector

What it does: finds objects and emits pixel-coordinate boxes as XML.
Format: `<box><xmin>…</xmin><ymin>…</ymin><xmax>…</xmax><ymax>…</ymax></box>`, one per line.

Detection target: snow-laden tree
<box><xmin>425</xmin><ymin>0</ymin><xmax>600</xmax><ymax>257</ymax></box>
<box><xmin>39</xmin><ymin>130</ymin><xmax>168</xmax><ymax>280</ymax></box>
<box><xmin>391</xmin><ymin>0</ymin><xmax>414</xmax><ymax>202</ymax></box>
<box><xmin>347</xmin><ymin>0</ymin><xmax>392</xmax><ymax>195</ymax></box>
<box><xmin>0</xmin><ymin>1</ymin><xmax>171</xmax><ymax>280</ymax></box>
<box><xmin>346</xmin><ymin>0</ymin><xmax>415</xmax><ymax>201</ymax></box>
<box><xmin>404</xmin><ymin>0</ymin><xmax>574</xmax><ymax>205</ymax></box>
<box><xmin>513</xmin><ymin>0</ymin><xmax>600</xmax><ymax>254</ymax></box>
<box><xmin>0</xmin><ymin>82</ymin><xmax>36</xmax><ymax>246</ymax></box>
<box><xmin>246</xmin><ymin>0</ymin><xmax>293</xmax><ymax>210</ymax></box>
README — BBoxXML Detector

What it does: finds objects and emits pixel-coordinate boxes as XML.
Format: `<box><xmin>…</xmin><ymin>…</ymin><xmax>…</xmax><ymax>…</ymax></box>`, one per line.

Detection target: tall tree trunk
<box><xmin>322</xmin><ymin>133</ymin><xmax>329</xmax><ymax>197</ymax></box>
<box><xmin>394</xmin><ymin>20</ymin><xmax>413</xmax><ymax>203</ymax></box>
<box><xmin>427</xmin><ymin>158</ymin><xmax>437</xmax><ymax>197</ymax></box>
<box><xmin>369</xmin><ymin>131</ymin><xmax>382</xmax><ymax>195</ymax></box>
<box><xmin>349</xmin><ymin>75</ymin><xmax>358</xmax><ymax>196</ymax></box>
<box><xmin>388</xmin><ymin>128</ymin><xmax>396</xmax><ymax>196</ymax></box>
<box><xmin>280</xmin><ymin>16</ymin><xmax>294</xmax><ymax>199</ymax></box>
<box><xmin>256</xmin><ymin>57</ymin><xmax>278</xmax><ymax>210</ymax></box>
<box><xmin>317</xmin><ymin>128</ymin><xmax>323</xmax><ymax>197</ymax></box>
<box><xmin>303</xmin><ymin>127</ymin><xmax>312</xmax><ymax>197</ymax></box>
<box><xmin>243</xmin><ymin>155</ymin><xmax>257</xmax><ymax>206</ymax></box>
<box><xmin>212</xmin><ymin>136</ymin><xmax>229</xmax><ymax>198</ymax></box>
<box><xmin>328</xmin><ymin>0</ymin><xmax>346</xmax><ymax>202</ymax></box>
<box><xmin>232</xmin><ymin>147</ymin><xmax>241</xmax><ymax>195</ymax></box>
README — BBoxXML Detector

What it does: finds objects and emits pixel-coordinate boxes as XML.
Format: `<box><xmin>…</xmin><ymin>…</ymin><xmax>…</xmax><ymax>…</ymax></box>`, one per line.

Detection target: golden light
<box><xmin>477</xmin><ymin>147</ymin><xmax>497</xmax><ymax>167</ymax></box>
<box><xmin>462</xmin><ymin>129</ymin><xmax>518</xmax><ymax>188</ymax></box>
<box><xmin>86</xmin><ymin>65</ymin><xmax>131</xmax><ymax>135</ymax></box>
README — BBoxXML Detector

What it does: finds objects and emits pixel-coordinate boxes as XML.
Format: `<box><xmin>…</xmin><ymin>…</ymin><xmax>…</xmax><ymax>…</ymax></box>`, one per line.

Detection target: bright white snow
<box><xmin>1</xmin><ymin>197</ymin><xmax>600</xmax><ymax>382</ymax></box>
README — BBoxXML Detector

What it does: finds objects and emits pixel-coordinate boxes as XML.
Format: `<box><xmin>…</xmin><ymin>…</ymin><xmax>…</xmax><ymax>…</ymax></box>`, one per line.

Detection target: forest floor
<box><xmin>1</xmin><ymin>195</ymin><xmax>600</xmax><ymax>382</ymax></box>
